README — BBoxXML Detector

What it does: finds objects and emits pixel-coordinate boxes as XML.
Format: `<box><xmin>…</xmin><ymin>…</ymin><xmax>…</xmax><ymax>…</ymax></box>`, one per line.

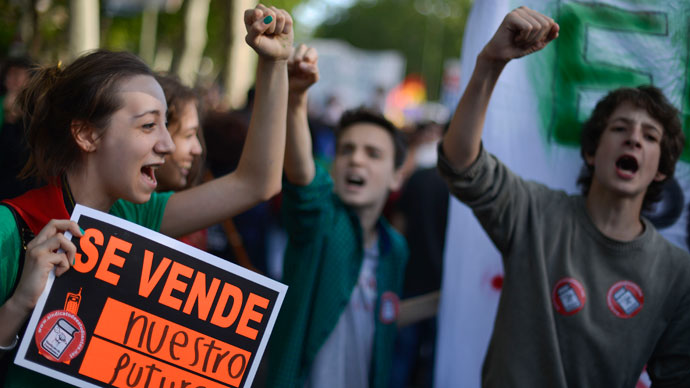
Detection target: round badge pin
<box><xmin>379</xmin><ymin>291</ymin><xmax>400</xmax><ymax>324</ymax></box>
<box><xmin>607</xmin><ymin>280</ymin><xmax>644</xmax><ymax>319</ymax></box>
<box><xmin>35</xmin><ymin>310</ymin><xmax>86</xmax><ymax>363</ymax></box>
<box><xmin>552</xmin><ymin>277</ymin><xmax>586</xmax><ymax>316</ymax></box>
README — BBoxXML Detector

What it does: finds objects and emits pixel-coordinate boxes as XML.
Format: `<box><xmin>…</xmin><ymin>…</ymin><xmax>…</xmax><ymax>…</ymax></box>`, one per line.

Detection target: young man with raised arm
<box><xmin>266</xmin><ymin>45</ymin><xmax>408</xmax><ymax>388</ymax></box>
<box><xmin>438</xmin><ymin>6</ymin><xmax>690</xmax><ymax>387</ymax></box>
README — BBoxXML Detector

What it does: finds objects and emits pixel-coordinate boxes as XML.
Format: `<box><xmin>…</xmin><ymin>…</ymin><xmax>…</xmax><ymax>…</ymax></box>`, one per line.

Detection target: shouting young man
<box><xmin>438</xmin><ymin>6</ymin><xmax>690</xmax><ymax>387</ymax></box>
<box><xmin>266</xmin><ymin>44</ymin><xmax>408</xmax><ymax>388</ymax></box>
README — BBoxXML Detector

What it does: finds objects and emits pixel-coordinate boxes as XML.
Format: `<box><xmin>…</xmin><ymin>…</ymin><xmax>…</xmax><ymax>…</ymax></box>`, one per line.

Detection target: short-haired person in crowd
<box><xmin>438</xmin><ymin>6</ymin><xmax>690</xmax><ymax>387</ymax></box>
<box><xmin>0</xmin><ymin>5</ymin><xmax>292</xmax><ymax>386</ymax></box>
<box><xmin>0</xmin><ymin>56</ymin><xmax>37</xmax><ymax>200</ymax></box>
<box><xmin>266</xmin><ymin>44</ymin><xmax>408</xmax><ymax>387</ymax></box>
<box><xmin>0</xmin><ymin>56</ymin><xmax>33</xmax><ymax>125</ymax></box>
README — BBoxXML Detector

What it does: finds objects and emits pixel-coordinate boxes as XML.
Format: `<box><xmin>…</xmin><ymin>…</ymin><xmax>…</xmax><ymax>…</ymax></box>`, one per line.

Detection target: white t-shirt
<box><xmin>305</xmin><ymin>242</ymin><xmax>379</xmax><ymax>388</ymax></box>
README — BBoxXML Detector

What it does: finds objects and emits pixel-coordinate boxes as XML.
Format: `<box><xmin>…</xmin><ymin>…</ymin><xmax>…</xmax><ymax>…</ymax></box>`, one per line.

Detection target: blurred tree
<box><xmin>0</xmin><ymin>0</ymin><xmax>304</xmax><ymax>103</ymax></box>
<box><xmin>138</xmin><ymin>3</ymin><xmax>159</xmax><ymax>65</ymax></box>
<box><xmin>176</xmin><ymin>0</ymin><xmax>210</xmax><ymax>85</ymax></box>
<box><xmin>264</xmin><ymin>0</ymin><xmax>299</xmax><ymax>12</ymax></box>
<box><xmin>0</xmin><ymin>0</ymin><xmax>70</xmax><ymax>63</ymax></box>
<box><xmin>69</xmin><ymin>0</ymin><xmax>99</xmax><ymax>59</ymax></box>
<box><xmin>103</xmin><ymin>0</ymin><xmax>304</xmax><ymax>85</ymax></box>
<box><xmin>209</xmin><ymin>0</ymin><xmax>302</xmax><ymax>109</ymax></box>
<box><xmin>0</xmin><ymin>2</ymin><xmax>21</xmax><ymax>56</ymax></box>
<box><xmin>314</xmin><ymin>0</ymin><xmax>473</xmax><ymax>100</ymax></box>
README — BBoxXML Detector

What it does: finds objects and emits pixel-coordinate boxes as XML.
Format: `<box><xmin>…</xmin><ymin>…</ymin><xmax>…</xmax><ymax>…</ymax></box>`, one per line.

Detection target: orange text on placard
<box><xmin>94</xmin><ymin>298</ymin><xmax>251</xmax><ymax>386</ymax></box>
<box><xmin>73</xmin><ymin>228</ymin><xmax>130</xmax><ymax>286</ymax></box>
<box><xmin>140</xmin><ymin>250</ymin><xmax>269</xmax><ymax>339</ymax></box>
<box><xmin>79</xmin><ymin>336</ymin><xmax>232</xmax><ymax>388</ymax></box>
<box><xmin>72</xmin><ymin>228</ymin><xmax>270</xmax><ymax>339</ymax></box>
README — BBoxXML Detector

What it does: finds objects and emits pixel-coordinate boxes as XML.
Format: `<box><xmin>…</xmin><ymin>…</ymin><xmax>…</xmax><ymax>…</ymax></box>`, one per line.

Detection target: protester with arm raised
<box><xmin>441</xmin><ymin>6</ymin><xmax>559</xmax><ymax>170</ymax></box>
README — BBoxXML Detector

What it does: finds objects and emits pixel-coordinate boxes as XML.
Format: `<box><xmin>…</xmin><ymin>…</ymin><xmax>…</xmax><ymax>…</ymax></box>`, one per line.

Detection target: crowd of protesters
<box><xmin>1</xmin><ymin>4</ymin><xmax>690</xmax><ymax>388</ymax></box>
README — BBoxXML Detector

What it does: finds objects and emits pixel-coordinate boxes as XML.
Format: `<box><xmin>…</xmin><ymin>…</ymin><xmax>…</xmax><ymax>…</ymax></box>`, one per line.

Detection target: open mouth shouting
<box><xmin>345</xmin><ymin>173</ymin><xmax>366</xmax><ymax>190</ymax></box>
<box><xmin>141</xmin><ymin>163</ymin><xmax>161</xmax><ymax>189</ymax></box>
<box><xmin>615</xmin><ymin>154</ymin><xmax>639</xmax><ymax>179</ymax></box>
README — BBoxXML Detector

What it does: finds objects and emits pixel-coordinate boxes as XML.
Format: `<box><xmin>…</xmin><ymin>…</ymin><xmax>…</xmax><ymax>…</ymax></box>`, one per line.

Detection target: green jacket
<box><xmin>267</xmin><ymin>165</ymin><xmax>408</xmax><ymax>387</ymax></box>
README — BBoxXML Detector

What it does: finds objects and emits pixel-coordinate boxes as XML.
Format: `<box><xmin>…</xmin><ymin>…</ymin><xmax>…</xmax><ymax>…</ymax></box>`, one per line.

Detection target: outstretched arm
<box><xmin>441</xmin><ymin>6</ymin><xmax>559</xmax><ymax>171</ymax></box>
<box><xmin>161</xmin><ymin>5</ymin><xmax>293</xmax><ymax>237</ymax></box>
<box><xmin>285</xmin><ymin>44</ymin><xmax>319</xmax><ymax>186</ymax></box>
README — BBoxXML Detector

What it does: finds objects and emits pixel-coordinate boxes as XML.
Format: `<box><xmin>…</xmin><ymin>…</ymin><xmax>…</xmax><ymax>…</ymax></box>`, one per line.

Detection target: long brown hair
<box><xmin>154</xmin><ymin>73</ymin><xmax>206</xmax><ymax>189</ymax></box>
<box><xmin>19</xmin><ymin>49</ymin><xmax>154</xmax><ymax>181</ymax></box>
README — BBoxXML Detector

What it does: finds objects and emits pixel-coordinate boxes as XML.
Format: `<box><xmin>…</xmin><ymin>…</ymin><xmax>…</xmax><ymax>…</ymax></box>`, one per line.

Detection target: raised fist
<box><xmin>244</xmin><ymin>4</ymin><xmax>294</xmax><ymax>61</ymax></box>
<box><xmin>288</xmin><ymin>44</ymin><xmax>319</xmax><ymax>95</ymax></box>
<box><xmin>480</xmin><ymin>6</ymin><xmax>559</xmax><ymax>63</ymax></box>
